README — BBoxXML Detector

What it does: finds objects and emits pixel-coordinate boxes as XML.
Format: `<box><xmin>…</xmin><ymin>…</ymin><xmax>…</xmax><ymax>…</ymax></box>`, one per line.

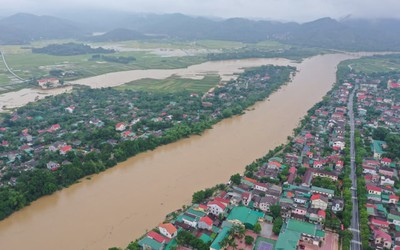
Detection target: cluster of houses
<box><xmin>134</xmin><ymin>80</ymin><xmax>360</xmax><ymax>250</ymax></box>
<box><xmin>351</xmin><ymin>73</ymin><xmax>400</xmax><ymax>249</ymax></box>
<box><xmin>0</xmin><ymin>67</ymin><xmax>290</xmax><ymax>189</ymax></box>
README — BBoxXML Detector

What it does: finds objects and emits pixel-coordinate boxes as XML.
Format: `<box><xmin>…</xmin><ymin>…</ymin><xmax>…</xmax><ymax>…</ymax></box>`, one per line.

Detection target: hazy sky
<box><xmin>1</xmin><ymin>0</ymin><xmax>399</xmax><ymax>22</ymax></box>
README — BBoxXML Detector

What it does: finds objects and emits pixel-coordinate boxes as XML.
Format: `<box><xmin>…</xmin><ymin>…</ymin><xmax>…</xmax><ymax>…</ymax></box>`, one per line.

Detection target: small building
<box><xmin>226</xmin><ymin>206</ymin><xmax>264</xmax><ymax>229</ymax></box>
<box><xmin>158</xmin><ymin>223</ymin><xmax>177</xmax><ymax>238</ymax></box>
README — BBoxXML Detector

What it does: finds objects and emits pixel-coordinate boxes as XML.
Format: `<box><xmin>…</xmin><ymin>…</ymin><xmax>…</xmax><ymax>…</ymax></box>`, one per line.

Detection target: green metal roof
<box><xmin>286</xmin><ymin>219</ymin><xmax>318</xmax><ymax>236</ymax></box>
<box><xmin>311</xmin><ymin>186</ymin><xmax>335</xmax><ymax>195</ymax></box>
<box><xmin>199</xmin><ymin>233</ymin><xmax>213</xmax><ymax>243</ymax></box>
<box><xmin>275</xmin><ymin>229</ymin><xmax>301</xmax><ymax>250</ymax></box>
<box><xmin>372</xmin><ymin>140</ymin><xmax>386</xmax><ymax>154</ymax></box>
<box><xmin>388</xmin><ymin>213</ymin><xmax>400</xmax><ymax>222</ymax></box>
<box><xmin>138</xmin><ymin>237</ymin><xmax>163</xmax><ymax>250</ymax></box>
<box><xmin>226</xmin><ymin>206</ymin><xmax>264</xmax><ymax>229</ymax></box>
<box><xmin>210</xmin><ymin>227</ymin><xmax>230</xmax><ymax>250</ymax></box>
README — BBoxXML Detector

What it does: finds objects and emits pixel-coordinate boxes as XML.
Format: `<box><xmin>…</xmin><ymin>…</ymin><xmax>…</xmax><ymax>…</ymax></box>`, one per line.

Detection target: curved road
<box><xmin>347</xmin><ymin>85</ymin><xmax>361</xmax><ymax>250</ymax></box>
<box><xmin>0</xmin><ymin>49</ymin><xmax>26</xmax><ymax>81</ymax></box>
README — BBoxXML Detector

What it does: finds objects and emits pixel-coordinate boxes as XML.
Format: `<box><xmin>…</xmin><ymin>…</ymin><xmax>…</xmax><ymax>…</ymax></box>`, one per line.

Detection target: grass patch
<box><xmin>116</xmin><ymin>74</ymin><xmax>221</xmax><ymax>93</ymax></box>
<box><xmin>340</xmin><ymin>54</ymin><xmax>400</xmax><ymax>73</ymax></box>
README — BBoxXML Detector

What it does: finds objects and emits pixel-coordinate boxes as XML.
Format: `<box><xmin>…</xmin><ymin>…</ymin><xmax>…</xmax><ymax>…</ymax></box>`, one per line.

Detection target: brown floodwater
<box><xmin>0</xmin><ymin>53</ymin><xmax>357</xmax><ymax>250</ymax></box>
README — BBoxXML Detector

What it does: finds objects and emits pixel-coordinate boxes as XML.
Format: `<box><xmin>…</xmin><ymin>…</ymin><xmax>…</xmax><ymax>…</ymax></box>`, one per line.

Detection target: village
<box><xmin>120</xmin><ymin>69</ymin><xmax>400</xmax><ymax>250</ymax></box>
<box><xmin>0</xmin><ymin>65</ymin><xmax>294</xmax><ymax>220</ymax></box>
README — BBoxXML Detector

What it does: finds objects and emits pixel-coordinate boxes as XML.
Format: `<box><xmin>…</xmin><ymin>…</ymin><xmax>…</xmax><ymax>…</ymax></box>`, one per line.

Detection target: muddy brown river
<box><xmin>0</xmin><ymin>54</ymin><xmax>357</xmax><ymax>250</ymax></box>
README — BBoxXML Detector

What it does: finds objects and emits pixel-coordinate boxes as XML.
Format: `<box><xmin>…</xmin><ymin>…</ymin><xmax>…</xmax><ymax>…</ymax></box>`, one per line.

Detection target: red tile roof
<box><xmin>207</xmin><ymin>200</ymin><xmax>226</xmax><ymax>210</ymax></box>
<box><xmin>366</xmin><ymin>185</ymin><xmax>382</xmax><ymax>192</ymax></box>
<box><xmin>199</xmin><ymin>216</ymin><xmax>213</xmax><ymax>226</ymax></box>
<box><xmin>147</xmin><ymin>231</ymin><xmax>166</xmax><ymax>243</ymax></box>
<box><xmin>159</xmin><ymin>223</ymin><xmax>177</xmax><ymax>235</ymax></box>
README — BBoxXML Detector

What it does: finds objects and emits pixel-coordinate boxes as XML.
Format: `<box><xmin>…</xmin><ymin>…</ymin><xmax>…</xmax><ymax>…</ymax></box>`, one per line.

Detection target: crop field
<box><xmin>116</xmin><ymin>74</ymin><xmax>221</xmax><ymax>93</ymax></box>
<box><xmin>340</xmin><ymin>54</ymin><xmax>400</xmax><ymax>73</ymax></box>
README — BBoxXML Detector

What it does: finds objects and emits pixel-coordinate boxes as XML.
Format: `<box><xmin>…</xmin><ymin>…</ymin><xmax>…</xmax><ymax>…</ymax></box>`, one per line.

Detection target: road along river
<box><xmin>0</xmin><ymin>53</ymin><xmax>358</xmax><ymax>250</ymax></box>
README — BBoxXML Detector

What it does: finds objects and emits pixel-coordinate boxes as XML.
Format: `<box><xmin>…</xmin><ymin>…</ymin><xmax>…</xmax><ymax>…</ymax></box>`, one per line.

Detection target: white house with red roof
<box><xmin>241</xmin><ymin>192</ymin><xmax>252</xmax><ymax>206</ymax></box>
<box><xmin>197</xmin><ymin>216</ymin><xmax>213</xmax><ymax>231</ymax></box>
<box><xmin>371</xmin><ymin>218</ymin><xmax>390</xmax><ymax>229</ymax></box>
<box><xmin>158</xmin><ymin>223</ymin><xmax>177</xmax><ymax>238</ymax></box>
<box><xmin>254</xmin><ymin>182</ymin><xmax>268</xmax><ymax>192</ymax></box>
<box><xmin>65</xmin><ymin>106</ymin><xmax>75</xmax><ymax>113</ymax></box>
<box><xmin>367</xmin><ymin>185</ymin><xmax>382</xmax><ymax>195</ymax></box>
<box><xmin>310</xmin><ymin>194</ymin><xmax>328</xmax><ymax>210</ymax></box>
<box><xmin>381</xmin><ymin>157</ymin><xmax>392</xmax><ymax>166</ymax></box>
<box><xmin>60</xmin><ymin>145</ymin><xmax>72</xmax><ymax>155</ymax></box>
<box><xmin>389</xmin><ymin>195</ymin><xmax>399</xmax><ymax>204</ymax></box>
<box><xmin>267</xmin><ymin>161</ymin><xmax>281</xmax><ymax>170</ymax></box>
<box><xmin>147</xmin><ymin>231</ymin><xmax>167</xmax><ymax>244</ymax></box>
<box><xmin>374</xmin><ymin>229</ymin><xmax>392</xmax><ymax>249</ymax></box>
<box><xmin>115</xmin><ymin>122</ymin><xmax>126</xmax><ymax>131</ymax></box>
<box><xmin>50</xmin><ymin>124</ymin><xmax>61</xmax><ymax>131</ymax></box>
<box><xmin>207</xmin><ymin>200</ymin><xmax>226</xmax><ymax>216</ymax></box>
<box><xmin>37</xmin><ymin>78</ymin><xmax>59</xmax><ymax>89</ymax></box>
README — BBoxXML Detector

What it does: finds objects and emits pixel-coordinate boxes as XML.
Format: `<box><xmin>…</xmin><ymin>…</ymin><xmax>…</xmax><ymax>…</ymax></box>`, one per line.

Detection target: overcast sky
<box><xmin>1</xmin><ymin>0</ymin><xmax>399</xmax><ymax>22</ymax></box>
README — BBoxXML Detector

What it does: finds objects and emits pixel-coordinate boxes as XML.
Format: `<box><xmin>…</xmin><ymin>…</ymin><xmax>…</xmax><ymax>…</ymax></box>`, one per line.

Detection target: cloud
<box><xmin>1</xmin><ymin>0</ymin><xmax>399</xmax><ymax>22</ymax></box>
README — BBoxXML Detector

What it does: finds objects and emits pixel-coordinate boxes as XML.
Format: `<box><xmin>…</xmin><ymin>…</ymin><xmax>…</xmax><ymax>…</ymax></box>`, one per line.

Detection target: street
<box><xmin>347</xmin><ymin>86</ymin><xmax>362</xmax><ymax>250</ymax></box>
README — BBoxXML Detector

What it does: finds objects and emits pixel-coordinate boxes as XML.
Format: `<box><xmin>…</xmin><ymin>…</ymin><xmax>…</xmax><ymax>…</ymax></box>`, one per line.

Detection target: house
<box><xmin>60</xmin><ymin>145</ymin><xmax>72</xmax><ymax>155</ymax></box>
<box><xmin>65</xmin><ymin>106</ymin><xmax>75</xmax><ymax>113</ymax></box>
<box><xmin>46</xmin><ymin>161</ymin><xmax>60</xmax><ymax>171</ymax></box>
<box><xmin>207</xmin><ymin>200</ymin><xmax>226</xmax><ymax>216</ymax></box>
<box><xmin>373</xmin><ymin>229</ymin><xmax>392</xmax><ymax>249</ymax></box>
<box><xmin>258</xmin><ymin>196</ymin><xmax>278</xmax><ymax>212</ymax></box>
<box><xmin>138</xmin><ymin>231</ymin><xmax>166</xmax><ymax>250</ymax></box>
<box><xmin>366</xmin><ymin>185</ymin><xmax>382</xmax><ymax>195</ymax></box>
<box><xmin>276</xmin><ymin>219</ymin><xmax>325</xmax><ymax>249</ymax></box>
<box><xmin>210</xmin><ymin>227</ymin><xmax>230</xmax><ymax>250</ymax></box>
<box><xmin>241</xmin><ymin>192</ymin><xmax>252</xmax><ymax>206</ymax></box>
<box><xmin>158</xmin><ymin>223</ymin><xmax>177</xmax><ymax>238</ymax></box>
<box><xmin>115</xmin><ymin>122</ymin><xmax>127</xmax><ymax>131</ymax></box>
<box><xmin>389</xmin><ymin>195</ymin><xmax>399</xmax><ymax>204</ymax></box>
<box><xmin>371</xmin><ymin>140</ymin><xmax>387</xmax><ymax>159</ymax></box>
<box><xmin>310</xmin><ymin>194</ymin><xmax>328</xmax><ymax>210</ymax></box>
<box><xmin>198</xmin><ymin>216</ymin><xmax>213</xmax><ymax>231</ymax></box>
<box><xmin>370</xmin><ymin>218</ymin><xmax>390</xmax><ymax>229</ymax></box>
<box><xmin>254</xmin><ymin>182</ymin><xmax>268</xmax><ymax>192</ymax></box>
<box><xmin>332</xmin><ymin>140</ymin><xmax>345</xmax><ymax>150</ymax></box>
<box><xmin>331</xmin><ymin>198</ymin><xmax>344</xmax><ymax>212</ymax></box>
<box><xmin>379</xmin><ymin>167</ymin><xmax>395</xmax><ymax>178</ymax></box>
<box><xmin>226</xmin><ymin>206</ymin><xmax>264</xmax><ymax>229</ymax></box>
<box><xmin>267</xmin><ymin>161</ymin><xmax>281</xmax><ymax>170</ymax></box>
<box><xmin>37</xmin><ymin>78</ymin><xmax>59</xmax><ymax>89</ymax></box>
<box><xmin>381</xmin><ymin>157</ymin><xmax>392</xmax><ymax>166</ymax></box>
<box><xmin>50</xmin><ymin>124</ymin><xmax>61</xmax><ymax>131</ymax></box>
<box><xmin>311</xmin><ymin>186</ymin><xmax>334</xmax><ymax>198</ymax></box>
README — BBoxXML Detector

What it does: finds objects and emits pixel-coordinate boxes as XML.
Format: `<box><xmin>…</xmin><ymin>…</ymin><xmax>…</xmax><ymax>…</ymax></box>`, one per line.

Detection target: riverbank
<box><xmin>0</xmin><ymin>53</ymin><xmax>357</xmax><ymax>250</ymax></box>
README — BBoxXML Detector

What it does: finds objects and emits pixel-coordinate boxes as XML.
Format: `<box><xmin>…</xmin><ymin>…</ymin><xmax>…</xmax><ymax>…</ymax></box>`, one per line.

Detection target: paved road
<box><xmin>347</xmin><ymin>86</ymin><xmax>361</xmax><ymax>250</ymax></box>
<box><xmin>0</xmin><ymin>49</ymin><xmax>26</xmax><ymax>81</ymax></box>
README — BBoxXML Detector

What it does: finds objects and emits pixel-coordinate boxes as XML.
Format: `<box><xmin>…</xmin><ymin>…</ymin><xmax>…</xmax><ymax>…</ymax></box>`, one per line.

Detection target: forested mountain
<box><xmin>0</xmin><ymin>13</ymin><xmax>86</xmax><ymax>44</ymax></box>
<box><xmin>1</xmin><ymin>12</ymin><xmax>400</xmax><ymax>51</ymax></box>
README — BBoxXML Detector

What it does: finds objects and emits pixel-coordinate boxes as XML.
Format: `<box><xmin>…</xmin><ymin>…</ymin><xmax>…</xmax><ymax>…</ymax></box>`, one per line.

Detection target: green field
<box><xmin>340</xmin><ymin>54</ymin><xmax>400</xmax><ymax>73</ymax></box>
<box><xmin>116</xmin><ymin>74</ymin><xmax>221</xmax><ymax>93</ymax></box>
<box><xmin>0</xmin><ymin>38</ymin><xmax>299</xmax><ymax>94</ymax></box>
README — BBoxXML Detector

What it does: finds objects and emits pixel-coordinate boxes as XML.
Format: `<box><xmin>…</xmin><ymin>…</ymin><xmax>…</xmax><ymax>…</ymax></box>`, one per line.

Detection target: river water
<box><xmin>0</xmin><ymin>53</ymin><xmax>357</xmax><ymax>250</ymax></box>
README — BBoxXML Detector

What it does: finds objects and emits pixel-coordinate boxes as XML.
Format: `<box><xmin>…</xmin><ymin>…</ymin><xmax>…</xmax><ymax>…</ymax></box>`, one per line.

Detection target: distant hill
<box><xmin>1</xmin><ymin>12</ymin><xmax>400</xmax><ymax>51</ymax></box>
<box><xmin>0</xmin><ymin>13</ymin><xmax>86</xmax><ymax>44</ymax></box>
<box><xmin>86</xmin><ymin>28</ymin><xmax>150</xmax><ymax>42</ymax></box>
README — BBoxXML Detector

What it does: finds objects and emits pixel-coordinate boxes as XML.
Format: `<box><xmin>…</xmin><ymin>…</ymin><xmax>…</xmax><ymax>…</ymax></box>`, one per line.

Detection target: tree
<box><xmin>253</xmin><ymin>222</ymin><xmax>261</xmax><ymax>234</ymax></box>
<box><xmin>245</xmin><ymin>235</ymin><xmax>254</xmax><ymax>245</ymax></box>
<box><xmin>270</xmin><ymin>204</ymin><xmax>281</xmax><ymax>219</ymax></box>
<box><xmin>192</xmin><ymin>190</ymin><xmax>205</xmax><ymax>203</ymax></box>
<box><xmin>230</xmin><ymin>173</ymin><xmax>241</xmax><ymax>185</ymax></box>
<box><xmin>272</xmin><ymin>217</ymin><xmax>283</xmax><ymax>235</ymax></box>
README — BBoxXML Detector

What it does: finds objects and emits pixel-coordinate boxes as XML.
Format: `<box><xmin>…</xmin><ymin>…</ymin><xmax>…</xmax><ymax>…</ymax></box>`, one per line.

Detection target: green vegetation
<box><xmin>272</xmin><ymin>218</ymin><xmax>283</xmax><ymax>235</ymax></box>
<box><xmin>244</xmin><ymin>235</ymin><xmax>254</xmax><ymax>245</ymax></box>
<box><xmin>340</xmin><ymin>54</ymin><xmax>400</xmax><ymax>74</ymax></box>
<box><xmin>191</xmin><ymin>184</ymin><xmax>225</xmax><ymax>204</ymax></box>
<box><xmin>116</xmin><ymin>75</ymin><xmax>220</xmax><ymax>93</ymax></box>
<box><xmin>0</xmin><ymin>64</ymin><xmax>295</xmax><ymax>220</ymax></box>
<box><xmin>32</xmin><ymin>42</ymin><xmax>115</xmax><ymax>56</ymax></box>
<box><xmin>91</xmin><ymin>54</ymin><xmax>136</xmax><ymax>64</ymax></box>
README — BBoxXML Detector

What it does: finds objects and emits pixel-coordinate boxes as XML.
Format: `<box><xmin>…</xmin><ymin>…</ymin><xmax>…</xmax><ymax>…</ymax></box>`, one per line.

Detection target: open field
<box><xmin>0</xmin><ymin>38</ymin><xmax>304</xmax><ymax>93</ymax></box>
<box><xmin>340</xmin><ymin>54</ymin><xmax>400</xmax><ymax>73</ymax></box>
<box><xmin>116</xmin><ymin>74</ymin><xmax>221</xmax><ymax>93</ymax></box>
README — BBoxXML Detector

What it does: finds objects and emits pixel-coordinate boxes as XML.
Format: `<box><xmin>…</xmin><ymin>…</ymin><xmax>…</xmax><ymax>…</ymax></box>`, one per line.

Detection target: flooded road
<box><xmin>0</xmin><ymin>53</ymin><xmax>356</xmax><ymax>250</ymax></box>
